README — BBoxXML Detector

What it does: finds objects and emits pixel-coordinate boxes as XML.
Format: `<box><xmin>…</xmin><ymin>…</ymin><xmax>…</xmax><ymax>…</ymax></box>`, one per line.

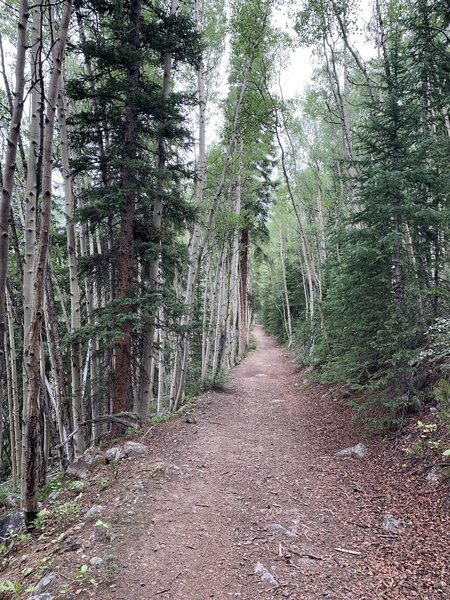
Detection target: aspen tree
<box><xmin>0</xmin><ymin>0</ymin><xmax>29</xmax><ymax>471</ymax></box>
<box><xmin>22</xmin><ymin>0</ymin><xmax>72</xmax><ymax>524</ymax></box>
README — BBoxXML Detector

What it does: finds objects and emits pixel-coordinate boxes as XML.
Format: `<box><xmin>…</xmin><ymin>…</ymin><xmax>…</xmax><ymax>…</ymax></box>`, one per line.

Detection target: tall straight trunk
<box><xmin>23</xmin><ymin>3</ymin><xmax>43</xmax><ymax>351</ymax></box>
<box><xmin>200</xmin><ymin>253</ymin><xmax>212</xmax><ymax>379</ymax></box>
<box><xmin>212</xmin><ymin>246</ymin><xmax>228</xmax><ymax>379</ymax></box>
<box><xmin>170</xmin><ymin>0</ymin><xmax>206</xmax><ymax>409</ymax></box>
<box><xmin>22</xmin><ymin>6</ymin><xmax>44</xmax><ymax>463</ymax></box>
<box><xmin>111</xmin><ymin>0</ymin><xmax>141</xmax><ymax>431</ymax></box>
<box><xmin>239</xmin><ymin>228</ymin><xmax>249</xmax><ymax>357</ymax></box>
<box><xmin>228</xmin><ymin>154</ymin><xmax>242</xmax><ymax>366</ymax></box>
<box><xmin>58</xmin><ymin>89</ymin><xmax>84</xmax><ymax>455</ymax></box>
<box><xmin>138</xmin><ymin>0</ymin><xmax>179</xmax><ymax>419</ymax></box>
<box><xmin>279</xmin><ymin>233</ymin><xmax>292</xmax><ymax>346</ymax></box>
<box><xmin>157</xmin><ymin>308</ymin><xmax>165</xmax><ymax>414</ymax></box>
<box><xmin>77</xmin><ymin>11</ymin><xmax>107</xmax><ymax>438</ymax></box>
<box><xmin>22</xmin><ymin>0</ymin><xmax>72</xmax><ymax>524</ymax></box>
<box><xmin>203</xmin><ymin>250</ymin><xmax>222</xmax><ymax>378</ymax></box>
<box><xmin>44</xmin><ymin>275</ymin><xmax>71</xmax><ymax>460</ymax></box>
<box><xmin>0</xmin><ymin>0</ymin><xmax>30</xmax><ymax>471</ymax></box>
<box><xmin>78</xmin><ymin>204</ymin><xmax>96</xmax><ymax>441</ymax></box>
<box><xmin>274</xmin><ymin>120</ymin><xmax>318</xmax><ymax>326</ymax></box>
<box><xmin>6</xmin><ymin>289</ymin><xmax>20</xmax><ymax>484</ymax></box>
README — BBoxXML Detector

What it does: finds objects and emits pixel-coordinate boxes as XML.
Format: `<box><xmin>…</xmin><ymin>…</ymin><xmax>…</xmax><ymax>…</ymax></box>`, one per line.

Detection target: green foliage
<box><xmin>202</xmin><ymin>368</ymin><xmax>230</xmax><ymax>392</ymax></box>
<box><xmin>0</xmin><ymin>580</ymin><xmax>21</xmax><ymax>597</ymax></box>
<box><xmin>38</xmin><ymin>473</ymin><xmax>65</xmax><ymax>501</ymax></box>
<box><xmin>94</xmin><ymin>475</ymin><xmax>109</xmax><ymax>490</ymax></box>
<box><xmin>94</xmin><ymin>519</ymin><xmax>111</xmax><ymax>529</ymax></box>
<box><xmin>258</xmin><ymin>0</ymin><xmax>450</xmax><ymax>427</ymax></box>
<box><xmin>248</xmin><ymin>334</ymin><xmax>257</xmax><ymax>352</ymax></box>
<box><xmin>433</xmin><ymin>379</ymin><xmax>450</xmax><ymax>424</ymax></box>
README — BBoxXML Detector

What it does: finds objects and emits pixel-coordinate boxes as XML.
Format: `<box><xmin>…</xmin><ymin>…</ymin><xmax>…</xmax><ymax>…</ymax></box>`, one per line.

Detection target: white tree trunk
<box><xmin>59</xmin><ymin>88</ymin><xmax>85</xmax><ymax>455</ymax></box>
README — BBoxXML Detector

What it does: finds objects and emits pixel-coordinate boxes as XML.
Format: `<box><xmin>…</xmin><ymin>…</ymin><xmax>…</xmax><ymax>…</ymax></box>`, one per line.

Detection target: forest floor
<box><xmin>2</xmin><ymin>326</ymin><xmax>450</xmax><ymax>599</ymax></box>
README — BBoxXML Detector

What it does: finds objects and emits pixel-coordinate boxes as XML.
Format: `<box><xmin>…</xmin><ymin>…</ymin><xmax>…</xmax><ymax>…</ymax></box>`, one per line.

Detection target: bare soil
<box><xmin>95</xmin><ymin>326</ymin><xmax>450</xmax><ymax>599</ymax></box>
<box><xmin>2</xmin><ymin>326</ymin><xmax>449</xmax><ymax>599</ymax></box>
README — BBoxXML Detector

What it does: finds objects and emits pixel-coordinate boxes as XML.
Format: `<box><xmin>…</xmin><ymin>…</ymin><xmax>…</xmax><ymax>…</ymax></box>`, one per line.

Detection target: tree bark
<box><xmin>138</xmin><ymin>0</ymin><xmax>179</xmax><ymax>419</ymax></box>
<box><xmin>0</xmin><ymin>0</ymin><xmax>29</xmax><ymax>474</ymax></box>
<box><xmin>58</xmin><ymin>88</ymin><xmax>84</xmax><ymax>455</ymax></box>
<box><xmin>111</xmin><ymin>0</ymin><xmax>141</xmax><ymax>433</ymax></box>
<box><xmin>170</xmin><ymin>0</ymin><xmax>206</xmax><ymax>409</ymax></box>
<box><xmin>22</xmin><ymin>0</ymin><xmax>72</xmax><ymax>525</ymax></box>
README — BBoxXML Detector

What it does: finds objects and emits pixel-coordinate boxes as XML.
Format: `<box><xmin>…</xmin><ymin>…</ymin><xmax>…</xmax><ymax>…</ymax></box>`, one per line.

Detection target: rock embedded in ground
<box><xmin>89</xmin><ymin>556</ymin><xmax>104</xmax><ymax>566</ymax></box>
<box><xmin>47</xmin><ymin>490</ymin><xmax>61</xmax><ymax>503</ymax></box>
<box><xmin>27</xmin><ymin>595</ymin><xmax>53</xmax><ymax>600</ymax></box>
<box><xmin>123</xmin><ymin>441</ymin><xmax>149</xmax><ymax>457</ymax></box>
<box><xmin>0</xmin><ymin>509</ymin><xmax>25</xmax><ymax>540</ymax></box>
<box><xmin>34</xmin><ymin>572</ymin><xmax>58</xmax><ymax>594</ymax></box>
<box><xmin>105</xmin><ymin>446</ymin><xmax>123</xmax><ymax>462</ymax></box>
<box><xmin>66</xmin><ymin>459</ymin><xmax>90</xmax><ymax>479</ymax></box>
<box><xmin>427</xmin><ymin>465</ymin><xmax>450</xmax><ymax>485</ymax></box>
<box><xmin>267</xmin><ymin>523</ymin><xmax>296</xmax><ymax>537</ymax></box>
<box><xmin>2</xmin><ymin>494</ymin><xmax>19</xmax><ymax>509</ymax></box>
<box><xmin>83</xmin><ymin>447</ymin><xmax>106</xmax><ymax>468</ymax></box>
<box><xmin>382</xmin><ymin>515</ymin><xmax>401</xmax><ymax>532</ymax></box>
<box><xmin>335</xmin><ymin>442</ymin><xmax>368</xmax><ymax>459</ymax></box>
<box><xmin>84</xmin><ymin>504</ymin><xmax>104</xmax><ymax>520</ymax></box>
<box><xmin>105</xmin><ymin>441</ymin><xmax>148</xmax><ymax>462</ymax></box>
<box><xmin>182</xmin><ymin>415</ymin><xmax>197</xmax><ymax>424</ymax></box>
<box><xmin>254</xmin><ymin>562</ymin><xmax>278</xmax><ymax>586</ymax></box>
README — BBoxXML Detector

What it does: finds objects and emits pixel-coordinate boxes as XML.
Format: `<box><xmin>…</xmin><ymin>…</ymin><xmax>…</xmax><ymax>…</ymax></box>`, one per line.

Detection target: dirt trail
<box><xmin>97</xmin><ymin>326</ymin><xmax>449</xmax><ymax>599</ymax></box>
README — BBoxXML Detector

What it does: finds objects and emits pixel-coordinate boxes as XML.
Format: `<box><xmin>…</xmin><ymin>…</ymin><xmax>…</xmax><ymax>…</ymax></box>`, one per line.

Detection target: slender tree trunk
<box><xmin>22</xmin><ymin>0</ymin><xmax>72</xmax><ymax>524</ymax></box>
<box><xmin>171</xmin><ymin>0</ymin><xmax>206</xmax><ymax>408</ymax></box>
<box><xmin>279</xmin><ymin>233</ymin><xmax>292</xmax><ymax>346</ymax></box>
<box><xmin>200</xmin><ymin>253</ymin><xmax>212</xmax><ymax>379</ymax></box>
<box><xmin>6</xmin><ymin>289</ymin><xmax>19</xmax><ymax>484</ymax></box>
<box><xmin>239</xmin><ymin>228</ymin><xmax>249</xmax><ymax>358</ymax></box>
<box><xmin>157</xmin><ymin>308</ymin><xmax>165</xmax><ymax>414</ymax></box>
<box><xmin>44</xmin><ymin>275</ymin><xmax>71</xmax><ymax>460</ymax></box>
<box><xmin>0</xmin><ymin>0</ymin><xmax>30</xmax><ymax>472</ymax></box>
<box><xmin>58</xmin><ymin>88</ymin><xmax>84</xmax><ymax>455</ymax></box>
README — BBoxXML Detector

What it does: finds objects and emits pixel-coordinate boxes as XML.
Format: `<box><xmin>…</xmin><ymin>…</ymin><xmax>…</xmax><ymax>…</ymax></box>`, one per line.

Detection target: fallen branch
<box><xmin>54</xmin><ymin>412</ymin><xmax>142</xmax><ymax>449</ymax></box>
<box><xmin>288</xmin><ymin>547</ymin><xmax>323</xmax><ymax>561</ymax></box>
<box><xmin>334</xmin><ymin>547</ymin><xmax>361</xmax><ymax>556</ymax></box>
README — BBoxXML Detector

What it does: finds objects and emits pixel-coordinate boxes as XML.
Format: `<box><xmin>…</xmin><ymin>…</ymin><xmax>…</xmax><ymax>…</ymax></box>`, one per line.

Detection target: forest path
<box><xmin>97</xmin><ymin>326</ymin><xmax>449</xmax><ymax>599</ymax></box>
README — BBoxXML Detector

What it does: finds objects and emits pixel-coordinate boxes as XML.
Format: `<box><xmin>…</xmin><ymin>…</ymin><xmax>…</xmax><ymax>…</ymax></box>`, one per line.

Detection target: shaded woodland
<box><xmin>0</xmin><ymin>0</ymin><xmax>449</xmax><ymax>525</ymax></box>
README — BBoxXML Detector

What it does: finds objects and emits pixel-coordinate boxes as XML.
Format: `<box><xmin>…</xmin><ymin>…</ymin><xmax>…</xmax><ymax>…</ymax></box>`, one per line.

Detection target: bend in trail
<box><xmin>98</xmin><ymin>326</ymin><xmax>449</xmax><ymax>599</ymax></box>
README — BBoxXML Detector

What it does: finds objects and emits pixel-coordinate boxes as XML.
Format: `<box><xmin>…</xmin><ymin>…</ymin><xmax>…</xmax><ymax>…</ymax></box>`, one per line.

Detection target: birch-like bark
<box><xmin>58</xmin><ymin>88</ymin><xmax>84</xmax><ymax>455</ymax></box>
<box><xmin>23</xmin><ymin>3</ymin><xmax>43</xmax><ymax>346</ymax></box>
<box><xmin>170</xmin><ymin>2</ymin><xmax>206</xmax><ymax>408</ymax></box>
<box><xmin>279</xmin><ymin>233</ymin><xmax>292</xmax><ymax>346</ymax></box>
<box><xmin>157</xmin><ymin>308</ymin><xmax>165</xmax><ymax>414</ymax></box>
<box><xmin>6</xmin><ymin>289</ymin><xmax>20</xmax><ymax>484</ymax></box>
<box><xmin>44</xmin><ymin>275</ymin><xmax>71</xmax><ymax>460</ymax></box>
<box><xmin>330</xmin><ymin>1</ymin><xmax>374</xmax><ymax>102</ymax></box>
<box><xmin>22</xmin><ymin>0</ymin><xmax>72</xmax><ymax>524</ymax></box>
<box><xmin>228</xmin><ymin>154</ymin><xmax>242</xmax><ymax>366</ymax></box>
<box><xmin>0</xmin><ymin>0</ymin><xmax>30</xmax><ymax>471</ymax></box>
<box><xmin>212</xmin><ymin>246</ymin><xmax>228</xmax><ymax>379</ymax></box>
<box><xmin>202</xmin><ymin>250</ymin><xmax>221</xmax><ymax>379</ymax></box>
<box><xmin>200</xmin><ymin>253</ymin><xmax>212</xmax><ymax>379</ymax></box>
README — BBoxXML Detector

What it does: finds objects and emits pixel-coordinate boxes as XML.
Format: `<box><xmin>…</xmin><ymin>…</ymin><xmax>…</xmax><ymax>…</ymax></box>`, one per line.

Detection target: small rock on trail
<box><xmin>335</xmin><ymin>442</ymin><xmax>368</xmax><ymax>459</ymax></box>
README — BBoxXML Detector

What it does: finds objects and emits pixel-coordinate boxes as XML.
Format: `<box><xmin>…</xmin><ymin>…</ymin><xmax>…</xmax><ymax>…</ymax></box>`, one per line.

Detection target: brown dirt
<box><xmin>2</xmin><ymin>326</ymin><xmax>450</xmax><ymax>599</ymax></box>
<box><xmin>94</xmin><ymin>326</ymin><xmax>449</xmax><ymax>599</ymax></box>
